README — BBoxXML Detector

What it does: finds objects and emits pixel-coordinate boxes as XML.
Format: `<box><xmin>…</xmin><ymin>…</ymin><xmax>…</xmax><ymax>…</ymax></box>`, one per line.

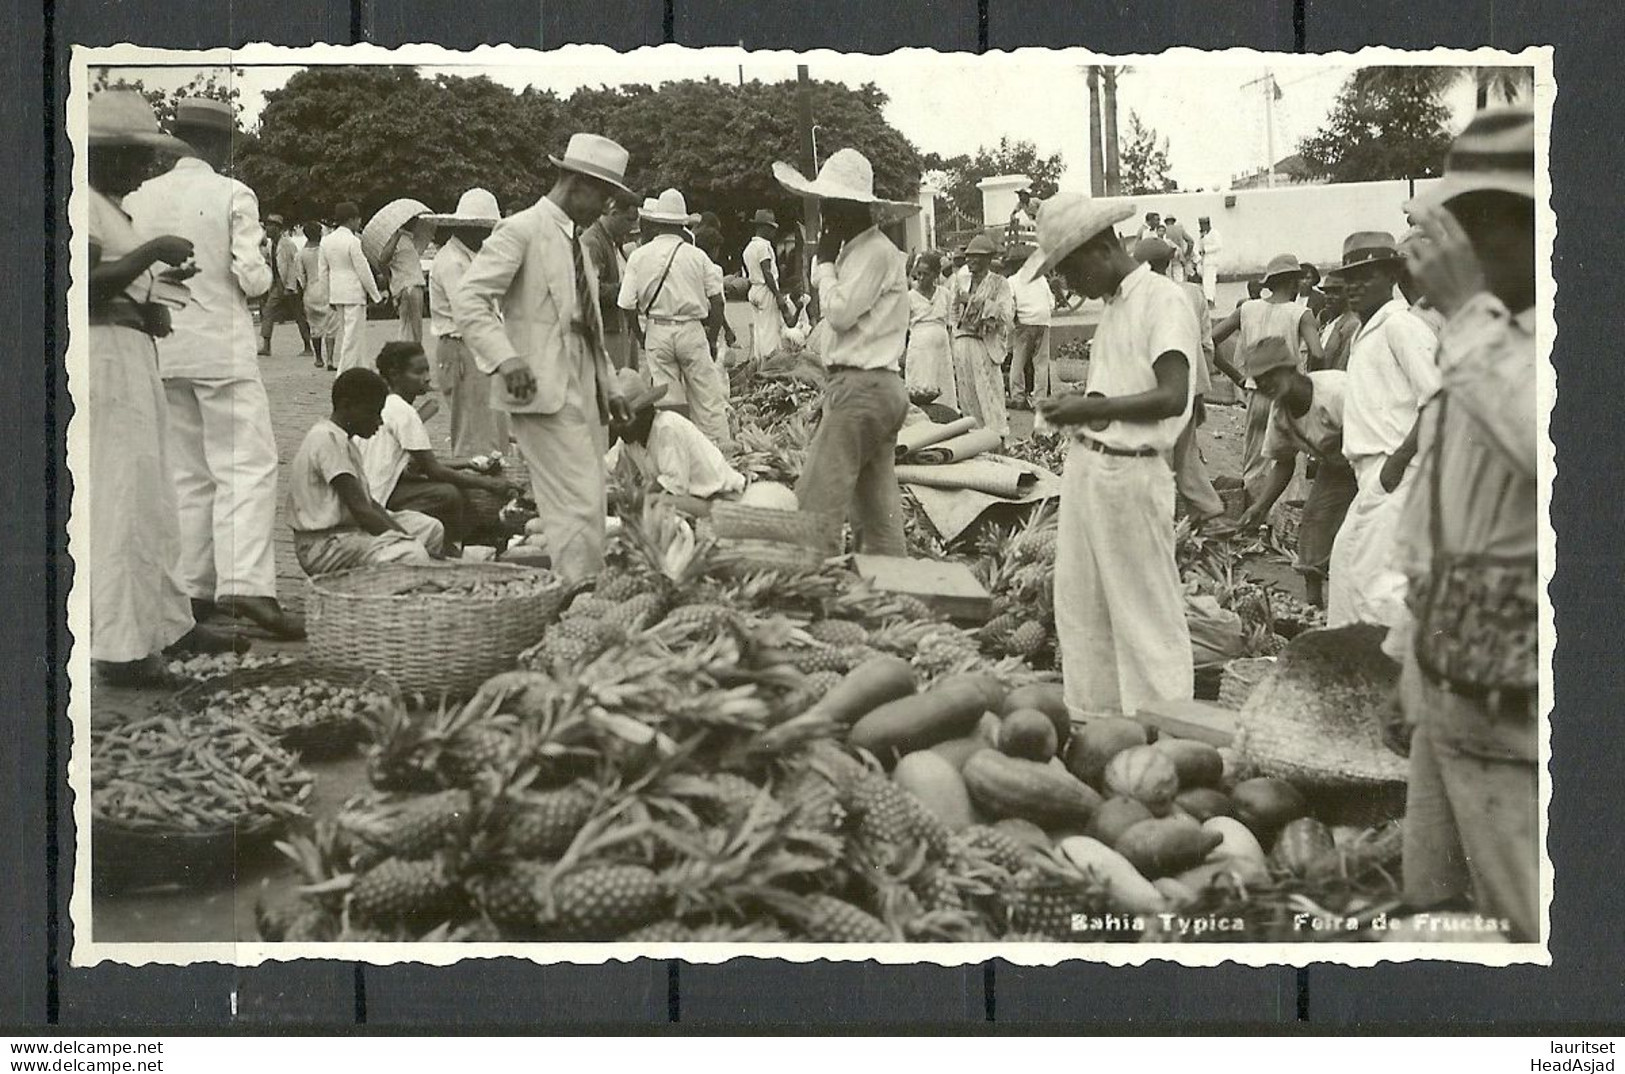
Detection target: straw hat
<box><xmin>963</xmin><ymin>234</ymin><xmax>999</xmax><ymax>258</ymax></box>
<box><xmin>1261</xmin><ymin>252</ymin><xmax>1303</xmax><ymax>283</ymax></box>
<box><xmin>608</xmin><ymin>368</ymin><xmax>669</xmax><ymax>426</ymax></box>
<box><xmin>1407</xmin><ymin>106</ymin><xmax>1534</xmax><ymax>212</ymax></box>
<box><xmin>88</xmin><ymin>91</ymin><xmax>191</xmax><ymax>153</ymax></box>
<box><xmin>640</xmin><ymin>188</ymin><xmax>700</xmax><ymax>227</ymax></box>
<box><xmin>1234</xmin><ymin>624</ymin><xmax>1409</xmax><ymax>788</ymax></box>
<box><xmin>171</xmin><ymin>97</ymin><xmax>234</xmax><ymax>134</ymax></box>
<box><xmin>1015</xmin><ymin>191</ymin><xmax>1135</xmax><ymax>285</ymax></box>
<box><xmin>1243</xmin><ymin>335</ymin><xmax>1299</xmax><ymax>381</ymax></box>
<box><xmin>1325</xmin><ymin>231</ymin><xmax>1403</xmax><ymax>277</ymax></box>
<box><xmin>1132</xmin><ymin>237</ymin><xmax>1176</xmax><ymax>265</ymax></box>
<box><xmin>548</xmin><ymin>133</ymin><xmax>636</xmax><ymax>197</ymax></box>
<box><xmin>771</xmin><ymin>148</ymin><xmax>921</xmax><ymax>220</ymax></box>
<box><xmin>422</xmin><ymin>187</ymin><xmax>502</xmax><ymax>229</ymax></box>
<box><xmin>752</xmin><ymin>208</ymin><xmax>779</xmax><ymax>228</ymax></box>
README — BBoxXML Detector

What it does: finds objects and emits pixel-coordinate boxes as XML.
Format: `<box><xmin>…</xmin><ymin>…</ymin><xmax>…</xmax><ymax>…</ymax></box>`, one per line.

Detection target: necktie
<box><xmin>571</xmin><ymin>225</ymin><xmax>600</xmax><ymax>354</ymax></box>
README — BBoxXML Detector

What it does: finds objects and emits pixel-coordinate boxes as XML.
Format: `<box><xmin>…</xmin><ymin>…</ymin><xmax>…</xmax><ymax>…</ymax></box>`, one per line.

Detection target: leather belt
<box><xmin>646</xmin><ymin>315</ymin><xmax>702</xmax><ymax>325</ymax></box>
<box><xmin>1077</xmin><ymin>436</ymin><xmax>1159</xmax><ymax>458</ymax></box>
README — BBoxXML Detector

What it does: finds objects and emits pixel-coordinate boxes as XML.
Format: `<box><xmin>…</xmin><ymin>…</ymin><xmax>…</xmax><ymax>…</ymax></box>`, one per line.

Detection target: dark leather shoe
<box><xmin>165</xmin><ymin>624</ymin><xmax>253</xmax><ymax>656</ymax></box>
<box><xmin>217</xmin><ymin>596</ymin><xmax>307</xmax><ymax>640</ymax></box>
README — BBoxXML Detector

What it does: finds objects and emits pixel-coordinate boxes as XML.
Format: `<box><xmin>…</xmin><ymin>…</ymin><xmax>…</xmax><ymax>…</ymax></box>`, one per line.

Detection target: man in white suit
<box><xmin>453</xmin><ymin>134</ymin><xmax>635</xmax><ymax>583</ymax></box>
<box><xmin>323</xmin><ymin>200</ymin><xmax>383</xmax><ymax>371</ymax></box>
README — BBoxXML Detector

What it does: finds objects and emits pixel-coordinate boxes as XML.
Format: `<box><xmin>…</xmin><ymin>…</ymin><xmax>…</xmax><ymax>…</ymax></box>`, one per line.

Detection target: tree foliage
<box><xmin>1119</xmin><ymin>110</ymin><xmax>1177</xmax><ymax>195</ymax></box>
<box><xmin>922</xmin><ymin>137</ymin><xmax>1064</xmax><ymax>242</ymax></box>
<box><xmin>1299</xmin><ymin>67</ymin><xmax>1454</xmax><ymax>183</ymax></box>
<box><xmin>90</xmin><ymin>66</ymin><xmax>246</xmax><ymax>129</ymax></box>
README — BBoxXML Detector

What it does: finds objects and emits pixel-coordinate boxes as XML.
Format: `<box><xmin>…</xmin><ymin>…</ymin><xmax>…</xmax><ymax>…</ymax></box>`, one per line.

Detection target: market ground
<box><xmin>89</xmin><ymin>292</ymin><xmax>1259</xmax><ymax>943</ymax></box>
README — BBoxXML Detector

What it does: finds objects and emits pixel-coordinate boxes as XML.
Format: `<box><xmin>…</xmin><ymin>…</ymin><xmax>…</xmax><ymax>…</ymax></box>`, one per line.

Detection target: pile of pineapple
<box><xmin>256</xmin><ymin>501</ymin><xmax>1094</xmax><ymax>944</ymax></box>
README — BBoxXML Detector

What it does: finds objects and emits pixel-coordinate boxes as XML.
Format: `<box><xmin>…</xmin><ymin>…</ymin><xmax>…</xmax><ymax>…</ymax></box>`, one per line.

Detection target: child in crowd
<box><xmin>286</xmin><ymin>368</ymin><xmax>445</xmax><ymax>574</ymax></box>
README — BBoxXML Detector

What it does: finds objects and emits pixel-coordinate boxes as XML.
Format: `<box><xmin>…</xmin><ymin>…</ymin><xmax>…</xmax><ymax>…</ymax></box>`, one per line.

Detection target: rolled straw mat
<box><xmin>909</xmin><ymin>427</ymin><xmax>1003</xmax><ymax>465</ymax></box>
<box><xmin>895</xmin><ymin>456</ymin><xmax>1040</xmax><ymax>498</ymax></box>
<box><xmin>895</xmin><ymin>416</ymin><xmax>979</xmax><ymax>461</ymax></box>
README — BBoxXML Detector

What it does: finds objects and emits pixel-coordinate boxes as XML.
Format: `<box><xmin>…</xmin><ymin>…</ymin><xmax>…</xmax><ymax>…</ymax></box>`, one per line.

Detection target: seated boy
<box><xmin>608</xmin><ymin>369</ymin><xmax>746</xmax><ymax>514</ymax></box>
<box><xmin>1236</xmin><ymin>336</ymin><xmax>1357</xmax><ymax>609</ymax></box>
<box><xmin>287</xmin><ymin>368</ymin><xmax>446</xmax><ymax>574</ymax></box>
<box><xmin>363</xmin><ymin>341</ymin><xmax>519</xmax><ymax>553</ymax></box>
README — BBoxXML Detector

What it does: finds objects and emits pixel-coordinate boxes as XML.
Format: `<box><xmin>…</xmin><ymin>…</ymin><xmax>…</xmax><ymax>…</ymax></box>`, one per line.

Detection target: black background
<box><xmin>5</xmin><ymin>0</ymin><xmax>1619</xmax><ymax>1031</ymax></box>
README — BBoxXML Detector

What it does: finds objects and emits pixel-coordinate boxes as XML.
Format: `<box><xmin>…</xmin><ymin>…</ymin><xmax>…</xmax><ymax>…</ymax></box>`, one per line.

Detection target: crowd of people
<box><xmin>85</xmin><ymin>87</ymin><xmax>1538</xmax><ymax>938</ymax></box>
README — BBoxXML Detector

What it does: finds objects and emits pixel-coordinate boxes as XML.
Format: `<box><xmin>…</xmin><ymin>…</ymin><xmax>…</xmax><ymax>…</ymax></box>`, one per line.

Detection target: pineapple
<box><xmin>1008</xmin><ymin>621</ymin><xmax>1048</xmax><ymax>658</ymax></box>
<box><xmin>782</xmin><ymin>644</ymin><xmax>847</xmax><ymax>675</ymax></box>
<box><xmin>601</xmin><ymin>591</ymin><xmax>665</xmax><ymax>634</ymax></box>
<box><xmin>660</xmin><ymin>602</ymin><xmax>736</xmax><ymax>633</ymax></box>
<box><xmin>979</xmin><ymin>611</ymin><xmax>1022</xmax><ymax>648</ymax></box>
<box><xmin>595</xmin><ymin>572</ymin><xmax>649</xmax><ymax>603</ymax></box>
<box><xmin>891</xmin><ymin>594</ymin><xmax>935</xmax><ymax>622</ymax></box>
<box><xmin>350</xmin><ymin>858</ymin><xmax>461</xmax><ymax>925</ymax></box>
<box><xmin>912</xmin><ymin>867</ymin><xmax>967</xmax><ymax>913</ymax></box>
<box><xmin>807</xmin><ymin>619</ymin><xmax>870</xmax><ymax>649</ymax></box>
<box><xmin>956</xmin><ymin>825</ymin><xmax>1034</xmax><ymax>873</ymax></box>
<box><xmin>913</xmin><ymin>630</ymin><xmax>980</xmax><ymax>677</ymax></box>
<box><xmin>255</xmin><ymin>889</ymin><xmax>336</xmax><ymax>943</ymax></box>
<box><xmin>468</xmin><ymin>860</ymin><xmax>551</xmax><ymax>932</ymax></box>
<box><xmin>339</xmin><ymin>789</ymin><xmax>473</xmax><ymax>863</ymax></box>
<box><xmin>798</xmin><ymin>669</ymin><xmax>845</xmax><ymax>702</ymax></box>
<box><xmin>616</xmin><ymin>919</ymin><xmax>693</xmax><ymax>943</ymax></box>
<box><xmin>836</xmin><ymin>645</ymin><xmax>884</xmax><ymax>671</ymax></box>
<box><xmin>841</xmin><ymin>771</ymin><xmax>950</xmax><ymax>854</ymax></box>
<box><xmin>777</xmin><ymin>767</ymin><xmax>845</xmax><ymax>835</ymax></box>
<box><xmin>1004</xmin><ymin>868</ymin><xmax>1092</xmax><ymax>939</ymax></box>
<box><xmin>549</xmin><ymin>865</ymin><xmax>671</xmax><ymax>938</ymax></box>
<box><xmin>500</xmin><ymin>784</ymin><xmax>597</xmax><ymax>859</ymax></box>
<box><xmin>441</xmin><ymin>723</ymin><xmax>517</xmax><ymax>786</ymax></box>
<box><xmin>564</xmin><ymin>594</ymin><xmax>612</xmax><ymax>619</ymax></box>
<box><xmin>790</xmin><ymin>894</ymin><xmax>895</xmax><ymax>943</ymax></box>
<box><xmin>694</xmin><ymin>772</ymin><xmax>768</xmax><ymax>828</ymax></box>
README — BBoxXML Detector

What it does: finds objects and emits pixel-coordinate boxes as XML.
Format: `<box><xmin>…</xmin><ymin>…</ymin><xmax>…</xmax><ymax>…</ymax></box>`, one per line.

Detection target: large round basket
<box><xmin>1052</xmin><ymin>357</ymin><xmax>1088</xmax><ymax>384</ymax></box>
<box><xmin>714</xmin><ymin>538</ymin><xmax>829</xmax><ymax>576</ymax></box>
<box><xmin>361</xmin><ymin>198</ymin><xmax>432</xmax><ymax>268</ymax></box>
<box><xmin>93</xmin><ymin>816</ymin><xmax>286</xmax><ymax>896</ymax></box>
<box><xmin>307</xmin><ymin>562</ymin><xmax>564</xmax><ymax>699</ymax></box>
<box><xmin>711</xmin><ymin>503</ymin><xmax>843</xmax><ymax>554</ymax></box>
<box><xmin>1219</xmin><ymin>656</ymin><xmax>1276</xmax><ymax>710</ymax></box>
<box><xmin>167</xmin><ymin>663</ymin><xmax>396</xmax><ymax>759</ymax></box>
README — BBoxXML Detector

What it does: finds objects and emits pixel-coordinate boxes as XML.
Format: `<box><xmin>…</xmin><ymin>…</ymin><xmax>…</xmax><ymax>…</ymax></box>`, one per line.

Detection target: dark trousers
<box><xmin>388</xmin><ymin>477</ymin><xmax>467</xmax><ymax>549</ymax></box>
<box><xmin>261</xmin><ymin>288</ymin><xmax>311</xmax><ymax>349</ymax></box>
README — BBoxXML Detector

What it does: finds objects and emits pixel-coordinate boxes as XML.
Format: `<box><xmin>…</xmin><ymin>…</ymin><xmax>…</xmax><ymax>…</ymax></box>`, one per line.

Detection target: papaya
<box><xmin>928</xmin><ymin>735</ymin><xmax>988</xmax><ymax>771</ymax></box>
<box><xmin>1201</xmin><ymin>817</ymin><xmax>1267</xmax><ymax>866</ymax></box>
<box><xmin>1088</xmin><ymin>796</ymin><xmax>1154</xmax><ymax>849</ymax></box>
<box><xmin>892</xmin><ymin>751</ymin><xmax>976</xmax><ymax>831</ymax></box>
<box><xmin>1152</xmin><ymin>739</ymin><xmax>1225</xmax><ymax>789</ymax></box>
<box><xmin>962</xmin><ymin>749</ymin><xmax>1102</xmax><ymax>827</ymax></box>
<box><xmin>849</xmin><ymin>674</ymin><xmax>1003</xmax><ymax>766</ymax></box>
<box><xmin>992</xmin><ymin>817</ymin><xmax>1052</xmax><ymax>853</ymax></box>
<box><xmin>1230</xmin><ymin>777</ymin><xmax>1310</xmax><ymax>840</ymax></box>
<box><xmin>998</xmin><ymin>709</ymin><xmax>1059</xmax><ymax>762</ymax></box>
<box><xmin>1174</xmin><ymin>787</ymin><xmax>1235</xmax><ymax>822</ymax></box>
<box><xmin>1000</xmin><ymin>683</ymin><xmax>1070</xmax><ymax>748</ymax></box>
<box><xmin>1065</xmin><ymin>717</ymin><xmax>1148</xmax><ymax>789</ymax></box>
<box><xmin>1115</xmin><ymin>816</ymin><xmax>1224</xmax><ymax>879</ymax></box>
<box><xmin>1055</xmin><ymin>836</ymin><xmax>1166</xmax><ymax>915</ymax></box>
<box><xmin>804</xmin><ymin>655</ymin><xmax>915</xmax><ymax>728</ymax></box>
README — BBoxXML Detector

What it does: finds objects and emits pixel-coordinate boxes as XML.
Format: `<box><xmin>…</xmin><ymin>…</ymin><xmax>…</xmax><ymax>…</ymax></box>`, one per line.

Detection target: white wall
<box><xmin>1095</xmin><ymin>177</ymin><xmax>1443</xmax><ymax>275</ymax></box>
<box><xmin>977</xmin><ymin>173</ymin><xmax>1031</xmax><ymax>235</ymax></box>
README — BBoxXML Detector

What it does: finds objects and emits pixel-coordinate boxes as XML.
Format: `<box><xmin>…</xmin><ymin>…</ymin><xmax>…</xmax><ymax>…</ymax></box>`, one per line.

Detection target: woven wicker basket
<box><xmin>714</xmin><ymin>538</ymin><xmax>829</xmax><ymax>575</ymax></box>
<box><xmin>307</xmin><ymin>562</ymin><xmax>563</xmax><ymax>698</ymax></box>
<box><xmin>93</xmin><ymin>816</ymin><xmax>286</xmax><ymax>895</ymax></box>
<box><xmin>1219</xmin><ymin>656</ymin><xmax>1276</xmax><ymax>710</ymax></box>
<box><xmin>711</xmin><ymin>503</ymin><xmax>843</xmax><ymax>554</ymax></box>
<box><xmin>360</xmin><ymin>198</ymin><xmax>431</xmax><ymax>267</ymax></box>
<box><xmin>1053</xmin><ymin>357</ymin><xmax>1087</xmax><ymax>384</ymax></box>
<box><xmin>168</xmin><ymin>663</ymin><xmax>393</xmax><ymax>759</ymax></box>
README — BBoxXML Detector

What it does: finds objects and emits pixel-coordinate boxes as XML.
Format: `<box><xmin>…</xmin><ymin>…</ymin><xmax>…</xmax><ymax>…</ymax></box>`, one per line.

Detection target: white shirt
<box><xmin>1198</xmin><ymin>228</ymin><xmax>1222</xmax><ymax>266</ymax></box>
<box><xmin>287</xmin><ymin>419</ymin><xmax>369</xmax><ymax>533</ymax></box>
<box><xmin>626</xmin><ymin>411</ymin><xmax>746</xmax><ymax>498</ymax></box>
<box><xmin>125</xmin><ymin>157</ymin><xmax>272</xmax><ymax>380</ymax></box>
<box><xmin>429</xmin><ymin>236</ymin><xmax>475</xmax><ymax>338</ymax></box>
<box><xmin>811</xmin><ymin>226</ymin><xmax>910</xmax><ymax>372</ymax></box>
<box><xmin>1011</xmin><ymin>274</ymin><xmax>1053</xmax><ymax>327</ymax></box>
<box><xmin>1341</xmin><ymin>298</ymin><xmax>1442</xmax><ymax>463</ymax></box>
<box><xmin>359</xmin><ymin>394</ymin><xmax>432</xmax><ymax>504</ymax></box>
<box><xmin>322</xmin><ymin>225</ymin><xmax>382</xmax><ymax>307</ymax></box>
<box><xmin>743</xmin><ymin>235</ymin><xmax>778</xmax><ymax>287</ymax></box>
<box><xmin>618</xmin><ymin>233</ymin><xmax>721</xmax><ymax>321</ymax></box>
<box><xmin>1263</xmin><ymin>369</ymin><xmax>1348</xmax><ymax>462</ymax></box>
<box><xmin>1085</xmin><ymin>262</ymin><xmax>1198</xmax><ymax>452</ymax></box>
<box><xmin>387</xmin><ymin>231</ymin><xmax>424</xmax><ymax>297</ymax></box>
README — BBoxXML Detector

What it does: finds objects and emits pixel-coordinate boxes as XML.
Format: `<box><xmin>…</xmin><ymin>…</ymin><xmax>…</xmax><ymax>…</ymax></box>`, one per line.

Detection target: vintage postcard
<box><xmin>65</xmin><ymin>41</ymin><xmax>1555</xmax><ymax>969</ymax></box>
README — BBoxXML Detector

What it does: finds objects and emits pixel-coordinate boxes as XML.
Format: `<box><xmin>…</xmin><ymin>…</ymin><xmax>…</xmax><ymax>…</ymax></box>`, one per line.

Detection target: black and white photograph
<box><xmin>65</xmin><ymin>42</ymin><xmax>1552</xmax><ymax>967</ymax></box>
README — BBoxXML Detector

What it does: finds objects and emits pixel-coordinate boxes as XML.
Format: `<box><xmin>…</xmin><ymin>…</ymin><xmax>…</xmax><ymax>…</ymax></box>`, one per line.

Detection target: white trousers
<box><xmin>643</xmin><ymin>320</ymin><xmax>731</xmax><ymax>448</ymax></box>
<box><xmin>294</xmin><ymin>511</ymin><xmax>444</xmax><ymax>575</ymax></box>
<box><xmin>333</xmin><ymin>303</ymin><xmax>371</xmax><ymax>371</ymax></box>
<box><xmin>1054</xmin><ymin>446</ymin><xmax>1194</xmax><ymax>718</ymax></box>
<box><xmin>1201</xmin><ymin>265</ymin><xmax>1218</xmax><ymax>305</ymax></box>
<box><xmin>1327</xmin><ymin>455</ymin><xmax>1413</xmax><ymax>630</ymax></box>
<box><xmin>748</xmin><ymin>284</ymin><xmax>783</xmax><ymax>360</ymax></box>
<box><xmin>507</xmin><ymin>346</ymin><xmax>608</xmax><ymax>585</ymax></box>
<box><xmin>163</xmin><ymin>376</ymin><xmax>280</xmax><ymax>601</ymax></box>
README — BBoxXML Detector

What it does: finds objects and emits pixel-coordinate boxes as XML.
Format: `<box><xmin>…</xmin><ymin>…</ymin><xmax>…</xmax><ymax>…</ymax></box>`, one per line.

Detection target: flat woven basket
<box><xmin>361</xmin><ymin>198</ymin><xmax>432</xmax><ymax>267</ymax></box>
<box><xmin>714</xmin><ymin>537</ymin><xmax>829</xmax><ymax>575</ymax></box>
<box><xmin>307</xmin><ymin>562</ymin><xmax>563</xmax><ymax>698</ymax></box>
<box><xmin>711</xmin><ymin>503</ymin><xmax>843</xmax><ymax>554</ymax></box>
<box><xmin>167</xmin><ymin>662</ymin><xmax>394</xmax><ymax>759</ymax></box>
<box><xmin>1219</xmin><ymin>656</ymin><xmax>1276</xmax><ymax>710</ymax></box>
<box><xmin>93</xmin><ymin>815</ymin><xmax>286</xmax><ymax>896</ymax></box>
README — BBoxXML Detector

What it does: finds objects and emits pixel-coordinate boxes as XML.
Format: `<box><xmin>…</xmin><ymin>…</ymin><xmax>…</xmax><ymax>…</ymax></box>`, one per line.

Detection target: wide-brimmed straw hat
<box><xmin>640</xmin><ymin>188</ymin><xmax>699</xmax><ymax>227</ymax></box>
<box><xmin>1234</xmin><ymin>624</ymin><xmax>1409</xmax><ymax>789</ymax></box>
<box><xmin>1325</xmin><ymin>231</ymin><xmax>1403</xmax><ymax>277</ymax></box>
<box><xmin>423</xmin><ymin>187</ymin><xmax>502</xmax><ymax>229</ymax></box>
<box><xmin>171</xmin><ymin>97</ymin><xmax>234</xmax><ymax>135</ymax></box>
<box><xmin>1015</xmin><ymin>191</ymin><xmax>1135</xmax><ymax>285</ymax></box>
<box><xmin>1407</xmin><ymin>106</ymin><xmax>1535</xmax><ymax>213</ymax></box>
<box><xmin>609</xmin><ymin>368</ymin><xmax>669</xmax><ymax>426</ymax></box>
<box><xmin>88</xmin><ymin>91</ymin><xmax>192</xmax><ymax>154</ymax></box>
<box><xmin>549</xmin><ymin>133</ymin><xmax>636</xmax><ymax>197</ymax></box>
<box><xmin>361</xmin><ymin>198</ymin><xmax>433</xmax><ymax>267</ymax></box>
<box><xmin>772</xmin><ymin>148</ymin><xmax>921</xmax><ymax>221</ymax></box>
<box><xmin>1261</xmin><ymin>252</ymin><xmax>1303</xmax><ymax>283</ymax></box>
<box><xmin>963</xmin><ymin>234</ymin><xmax>999</xmax><ymax>258</ymax></box>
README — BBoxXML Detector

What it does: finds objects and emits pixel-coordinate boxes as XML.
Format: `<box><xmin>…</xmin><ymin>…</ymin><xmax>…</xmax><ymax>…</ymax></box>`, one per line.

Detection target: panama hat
<box><xmin>772</xmin><ymin>148</ymin><xmax>921</xmax><ymax>220</ymax></box>
<box><xmin>1408</xmin><ymin>106</ymin><xmax>1534</xmax><ymax>212</ymax></box>
<box><xmin>1015</xmin><ymin>191</ymin><xmax>1135</xmax><ymax>285</ymax></box>
<box><xmin>171</xmin><ymin>97</ymin><xmax>234</xmax><ymax>134</ymax></box>
<box><xmin>1261</xmin><ymin>252</ymin><xmax>1303</xmax><ymax>283</ymax></box>
<box><xmin>608</xmin><ymin>368</ymin><xmax>669</xmax><ymax>426</ymax></box>
<box><xmin>423</xmin><ymin>187</ymin><xmax>502</xmax><ymax>229</ymax></box>
<box><xmin>640</xmin><ymin>188</ymin><xmax>700</xmax><ymax>227</ymax></box>
<box><xmin>963</xmin><ymin>234</ymin><xmax>999</xmax><ymax>258</ymax></box>
<box><xmin>752</xmin><ymin>208</ymin><xmax>779</xmax><ymax>227</ymax></box>
<box><xmin>1132</xmin><ymin>237</ymin><xmax>1176</xmax><ymax>265</ymax></box>
<box><xmin>1325</xmin><ymin>231</ymin><xmax>1403</xmax><ymax>276</ymax></box>
<box><xmin>88</xmin><ymin>91</ymin><xmax>191</xmax><ymax>153</ymax></box>
<box><xmin>1243</xmin><ymin>335</ymin><xmax>1299</xmax><ymax>381</ymax></box>
<box><xmin>548</xmin><ymin>132</ymin><xmax>636</xmax><ymax>197</ymax></box>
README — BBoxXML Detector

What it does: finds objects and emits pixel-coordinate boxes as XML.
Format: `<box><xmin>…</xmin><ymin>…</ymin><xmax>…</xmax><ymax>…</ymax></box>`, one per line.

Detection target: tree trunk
<box><xmin>1103</xmin><ymin>67</ymin><xmax>1122</xmax><ymax>196</ymax></box>
<box><xmin>1087</xmin><ymin>66</ymin><xmax>1105</xmax><ymax>197</ymax></box>
<box><xmin>1475</xmin><ymin>69</ymin><xmax>1490</xmax><ymax>110</ymax></box>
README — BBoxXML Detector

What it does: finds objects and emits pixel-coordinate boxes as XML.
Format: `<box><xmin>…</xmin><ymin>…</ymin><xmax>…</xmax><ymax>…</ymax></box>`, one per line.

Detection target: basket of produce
<box><xmin>711</xmin><ymin>503</ymin><xmax>843</xmax><ymax>555</ymax></box>
<box><xmin>92</xmin><ymin>714</ymin><xmax>313</xmax><ymax>894</ymax></box>
<box><xmin>713</xmin><ymin>537</ymin><xmax>831</xmax><ymax>575</ymax></box>
<box><xmin>164</xmin><ymin>651</ymin><xmax>295</xmax><ymax>685</ymax></box>
<box><xmin>1052</xmin><ymin>357</ymin><xmax>1087</xmax><ymax>384</ymax></box>
<box><xmin>1219</xmin><ymin>656</ymin><xmax>1276</xmax><ymax>710</ymax></box>
<box><xmin>307</xmin><ymin>562</ymin><xmax>564</xmax><ymax>698</ymax></box>
<box><xmin>168</xmin><ymin>663</ymin><xmax>396</xmax><ymax>759</ymax></box>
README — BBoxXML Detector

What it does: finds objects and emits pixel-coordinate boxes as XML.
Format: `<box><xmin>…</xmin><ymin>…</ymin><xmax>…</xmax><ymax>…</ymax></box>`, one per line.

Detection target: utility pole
<box><xmin>1241</xmin><ymin>70</ymin><xmax>1280</xmax><ymax>187</ymax></box>
<box><xmin>797</xmin><ymin>64</ymin><xmax>820</xmax><ymax>316</ymax></box>
<box><xmin>1086</xmin><ymin>66</ymin><xmax>1105</xmax><ymax>197</ymax></box>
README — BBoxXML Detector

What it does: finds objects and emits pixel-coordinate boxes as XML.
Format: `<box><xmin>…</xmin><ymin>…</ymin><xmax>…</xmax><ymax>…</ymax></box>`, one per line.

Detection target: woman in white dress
<box><xmin>904</xmin><ymin>251</ymin><xmax>956</xmax><ymax>408</ymax></box>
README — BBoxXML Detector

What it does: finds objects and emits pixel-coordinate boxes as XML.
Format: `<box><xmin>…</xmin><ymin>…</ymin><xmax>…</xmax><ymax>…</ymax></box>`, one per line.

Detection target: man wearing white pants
<box><xmin>322</xmin><ymin>201</ymin><xmax>382</xmax><ymax>372</ymax></box>
<box><xmin>618</xmin><ymin>189</ymin><xmax>732</xmax><ymax>448</ymax></box>
<box><xmin>1197</xmin><ymin>215</ymin><xmax>1222</xmax><ymax>307</ymax></box>
<box><xmin>125</xmin><ymin>96</ymin><xmax>303</xmax><ymax>638</ymax></box>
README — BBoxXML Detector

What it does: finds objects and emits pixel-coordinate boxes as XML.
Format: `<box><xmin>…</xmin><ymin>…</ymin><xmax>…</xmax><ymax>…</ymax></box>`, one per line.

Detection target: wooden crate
<box><xmin>852</xmin><ymin>554</ymin><xmax>992</xmax><ymax>623</ymax></box>
<box><xmin>1133</xmin><ymin>698</ymin><xmax>1239</xmax><ymax>747</ymax></box>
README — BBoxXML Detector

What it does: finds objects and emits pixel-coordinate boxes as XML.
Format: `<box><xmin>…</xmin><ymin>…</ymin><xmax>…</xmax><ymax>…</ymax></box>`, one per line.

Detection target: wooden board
<box><xmin>852</xmin><ymin>555</ymin><xmax>993</xmax><ymax>622</ymax></box>
<box><xmin>1134</xmin><ymin>698</ymin><xmax>1239</xmax><ymax>747</ymax></box>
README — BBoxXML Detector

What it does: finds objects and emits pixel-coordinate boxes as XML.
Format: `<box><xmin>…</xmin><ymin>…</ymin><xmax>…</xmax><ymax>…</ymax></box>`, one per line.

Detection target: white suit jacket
<box><xmin>452</xmin><ymin>196</ymin><xmax>612</xmax><ymax>417</ymax></box>
<box><xmin>322</xmin><ymin>225</ymin><xmax>382</xmax><ymax>306</ymax></box>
